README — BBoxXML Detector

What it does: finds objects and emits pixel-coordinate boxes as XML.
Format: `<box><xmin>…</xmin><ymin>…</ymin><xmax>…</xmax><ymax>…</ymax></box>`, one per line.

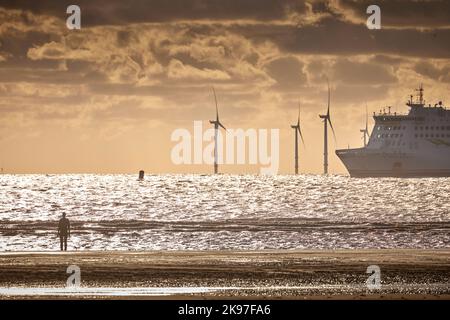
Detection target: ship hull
<box><xmin>336</xmin><ymin>148</ymin><xmax>450</xmax><ymax>178</ymax></box>
<box><xmin>341</xmin><ymin>170</ymin><xmax>450</xmax><ymax>178</ymax></box>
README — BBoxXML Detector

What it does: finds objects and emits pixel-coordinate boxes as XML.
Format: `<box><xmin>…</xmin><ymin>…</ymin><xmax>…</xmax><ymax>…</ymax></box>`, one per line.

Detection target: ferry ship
<box><xmin>336</xmin><ymin>86</ymin><xmax>450</xmax><ymax>177</ymax></box>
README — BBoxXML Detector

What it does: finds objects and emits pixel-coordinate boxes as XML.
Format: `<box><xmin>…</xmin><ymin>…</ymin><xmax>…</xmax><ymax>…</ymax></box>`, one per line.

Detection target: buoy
<box><xmin>138</xmin><ymin>170</ymin><xmax>145</xmax><ymax>180</ymax></box>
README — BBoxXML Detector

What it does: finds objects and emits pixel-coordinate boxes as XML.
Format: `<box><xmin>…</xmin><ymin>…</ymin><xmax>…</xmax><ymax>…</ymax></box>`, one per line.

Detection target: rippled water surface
<box><xmin>0</xmin><ymin>174</ymin><xmax>449</xmax><ymax>250</ymax></box>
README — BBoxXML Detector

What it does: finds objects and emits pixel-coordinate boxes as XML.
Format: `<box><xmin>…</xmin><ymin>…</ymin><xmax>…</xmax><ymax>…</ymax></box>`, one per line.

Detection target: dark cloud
<box><xmin>0</xmin><ymin>30</ymin><xmax>56</xmax><ymax>60</ymax></box>
<box><xmin>336</xmin><ymin>0</ymin><xmax>450</xmax><ymax>28</ymax></box>
<box><xmin>238</xmin><ymin>18</ymin><xmax>450</xmax><ymax>58</ymax></box>
<box><xmin>370</xmin><ymin>54</ymin><xmax>406</xmax><ymax>66</ymax></box>
<box><xmin>332</xmin><ymin>83</ymin><xmax>391</xmax><ymax>105</ymax></box>
<box><xmin>332</xmin><ymin>58</ymin><xmax>398</xmax><ymax>85</ymax></box>
<box><xmin>414</xmin><ymin>61</ymin><xmax>450</xmax><ymax>82</ymax></box>
<box><xmin>0</xmin><ymin>1</ymin><xmax>449</xmax><ymax>123</ymax></box>
<box><xmin>0</xmin><ymin>65</ymin><xmax>107</xmax><ymax>84</ymax></box>
<box><xmin>0</xmin><ymin>0</ymin><xmax>310</xmax><ymax>25</ymax></box>
<box><xmin>265</xmin><ymin>56</ymin><xmax>307</xmax><ymax>89</ymax></box>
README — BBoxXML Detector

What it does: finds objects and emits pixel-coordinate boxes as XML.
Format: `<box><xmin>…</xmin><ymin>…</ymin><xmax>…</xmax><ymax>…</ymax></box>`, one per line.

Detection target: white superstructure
<box><xmin>336</xmin><ymin>86</ymin><xmax>450</xmax><ymax>177</ymax></box>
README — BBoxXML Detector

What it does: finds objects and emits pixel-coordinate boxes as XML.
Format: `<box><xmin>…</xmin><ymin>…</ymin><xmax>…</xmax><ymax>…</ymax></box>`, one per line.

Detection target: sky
<box><xmin>0</xmin><ymin>0</ymin><xmax>449</xmax><ymax>174</ymax></box>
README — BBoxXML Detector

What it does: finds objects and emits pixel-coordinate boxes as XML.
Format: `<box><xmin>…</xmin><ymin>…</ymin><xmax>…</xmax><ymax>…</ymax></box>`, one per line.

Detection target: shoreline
<box><xmin>0</xmin><ymin>249</ymin><xmax>449</xmax><ymax>299</ymax></box>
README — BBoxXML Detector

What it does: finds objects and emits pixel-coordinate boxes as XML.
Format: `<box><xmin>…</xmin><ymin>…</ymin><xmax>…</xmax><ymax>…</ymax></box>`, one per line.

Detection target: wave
<box><xmin>1</xmin><ymin>218</ymin><xmax>449</xmax><ymax>236</ymax></box>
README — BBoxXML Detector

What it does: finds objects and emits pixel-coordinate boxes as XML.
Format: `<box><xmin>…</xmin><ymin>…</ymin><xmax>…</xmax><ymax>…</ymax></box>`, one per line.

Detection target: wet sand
<box><xmin>0</xmin><ymin>249</ymin><xmax>449</xmax><ymax>299</ymax></box>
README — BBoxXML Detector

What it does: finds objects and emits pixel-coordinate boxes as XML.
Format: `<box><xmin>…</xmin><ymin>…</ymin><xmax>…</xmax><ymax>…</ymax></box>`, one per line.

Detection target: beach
<box><xmin>0</xmin><ymin>249</ymin><xmax>449</xmax><ymax>299</ymax></box>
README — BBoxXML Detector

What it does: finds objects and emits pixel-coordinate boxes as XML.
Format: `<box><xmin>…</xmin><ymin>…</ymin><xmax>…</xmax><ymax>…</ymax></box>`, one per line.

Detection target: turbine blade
<box><xmin>298</xmin><ymin>127</ymin><xmax>305</xmax><ymax>148</ymax></box>
<box><xmin>212</xmin><ymin>86</ymin><xmax>219</xmax><ymax>121</ymax></box>
<box><xmin>328</xmin><ymin>118</ymin><xmax>337</xmax><ymax>143</ymax></box>
<box><xmin>327</xmin><ymin>78</ymin><xmax>330</xmax><ymax>116</ymax></box>
<box><xmin>218</xmin><ymin>122</ymin><xmax>226</xmax><ymax>131</ymax></box>
<box><xmin>297</xmin><ymin>101</ymin><xmax>301</xmax><ymax>126</ymax></box>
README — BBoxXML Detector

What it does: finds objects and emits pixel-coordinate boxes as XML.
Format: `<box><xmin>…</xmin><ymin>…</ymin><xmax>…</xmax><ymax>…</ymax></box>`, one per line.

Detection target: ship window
<box><xmin>441</xmin><ymin>126</ymin><xmax>445</xmax><ymax>130</ymax></box>
<box><xmin>420</xmin><ymin>134</ymin><xmax>423</xmax><ymax>138</ymax></box>
<box><xmin>447</xmin><ymin>126</ymin><xmax>450</xmax><ymax>130</ymax></box>
<box><xmin>431</xmin><ymin>134</ymin><xmax>434</xmax><ymax>138</ymax></box>
<box><xmin>425</xmin><ymin>134</ymin><xmax>429</xmax><ymax>138</ymax></box>
<box><xmin>425</xmin><ymin>126</ymin><xmax>429</xmax><ymax>130</ymax></box>
<box><xmin>431</xmin><ymin>126</ymin><xmax>434</xmax><ymax>130</ymax></box>
<box><xmin>415</xmin><ymin>134</ymin><xmax>418</xmax><ymax>138</ymax></box>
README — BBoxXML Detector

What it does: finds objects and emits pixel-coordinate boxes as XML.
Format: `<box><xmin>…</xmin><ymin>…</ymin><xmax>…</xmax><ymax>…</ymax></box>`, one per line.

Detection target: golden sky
<box><xmin>0</xmin><ymin>0</ymin><xmax>449</xmax><ymax>174</ymax></box>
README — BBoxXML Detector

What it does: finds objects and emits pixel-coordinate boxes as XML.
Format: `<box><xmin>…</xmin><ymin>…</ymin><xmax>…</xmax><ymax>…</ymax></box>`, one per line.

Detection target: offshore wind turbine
<box><xmin>360</xmin><ymin>104</ymin><xmax>369</xmax><ymax>147</ymax></box>
<box><xmin>318</xmin><ymin>80</ymin><xmax>336</xmax><ymax>175</ymax></box>
<box><xmin>291</xmin><ymin>102</ymin><xmax>305</xmax><ymax>174</ymax></box>
<box><xmin>209</xmin><ymin>87</ymin><xmax>226</xmax><ymax>174</ymax></box>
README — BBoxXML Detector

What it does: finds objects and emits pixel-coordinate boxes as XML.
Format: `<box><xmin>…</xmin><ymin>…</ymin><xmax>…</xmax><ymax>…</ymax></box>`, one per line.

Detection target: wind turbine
<box><xmin>318</xmin><ymin>80</ymin><xmax>336</xmax><ymax>175</ymax></box>
<box><xmin>360</xmin><ymin>104</ymin><xmax>369</xmax><ymax>147</ymax></box>
<box><xmin>291</xmin><ymin>102</ymin><xmax>305</xmax><ymax>174</ymax></box>
<box><xmin>209</xmin><ymin>87</ymin><xmax>226</xmax><ymax>174</ymax></box>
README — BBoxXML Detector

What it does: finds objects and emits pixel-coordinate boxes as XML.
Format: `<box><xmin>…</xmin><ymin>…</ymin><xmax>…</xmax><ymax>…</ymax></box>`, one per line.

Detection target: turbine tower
<box><xmin>291</xmin><ymin>102</ymin><xmax>305</xmax><ymax>174</ymax></box>
<box><xmin>209</xmin><ymin>87</ymin><xmax>226</xmax><ymax>174</ymax></box>
<box><xmin>318</xmin><ymin>80</ymin><xmax>336</xmax><ymax>175</ymax></box>
<box><xmin>360</xmin><ymin>104</ymin><xmax>369</xmax><ymax>147</ymax></box>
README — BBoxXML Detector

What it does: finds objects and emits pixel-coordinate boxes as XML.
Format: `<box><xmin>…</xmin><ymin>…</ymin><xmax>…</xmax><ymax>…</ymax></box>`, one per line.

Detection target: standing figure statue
<box><xmin>57</xmin><ymin>213</ymin><xmax>71</xmax><ymax>251</ymax></box>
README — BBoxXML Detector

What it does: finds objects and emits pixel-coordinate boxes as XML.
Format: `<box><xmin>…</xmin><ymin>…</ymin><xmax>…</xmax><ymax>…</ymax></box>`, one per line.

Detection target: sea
<box><xmin>0</xmin><ymin>174</ymin><xmax>449</xmax><ymax>251</ymax></box>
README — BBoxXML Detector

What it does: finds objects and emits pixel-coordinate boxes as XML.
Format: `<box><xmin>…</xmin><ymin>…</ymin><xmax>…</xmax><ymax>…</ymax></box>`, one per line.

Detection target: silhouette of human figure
<box><xmin>57</xmin><ymin>213</ymin><xmax>70</xmax><ymax>251</ymax></box>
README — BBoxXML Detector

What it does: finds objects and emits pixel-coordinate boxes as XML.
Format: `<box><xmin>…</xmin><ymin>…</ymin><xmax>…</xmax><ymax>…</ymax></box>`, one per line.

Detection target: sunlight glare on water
<box><xmin>0</xmin><ymin>174</ymin><xmax>449</xmax><ymax>250</ymax></box>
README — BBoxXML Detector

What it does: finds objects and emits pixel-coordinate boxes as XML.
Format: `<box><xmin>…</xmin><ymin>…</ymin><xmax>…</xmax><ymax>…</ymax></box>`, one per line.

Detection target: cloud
<box><xmin>414</xmin><ymin>61</ymin><xmax>450</xmax><ymax>82</ymax></box>
<box><xmin>167</xmin><ymin>58</ymin><xmax>231</xmax><ymax>80</ymax></box>
<box><xmin>265</xmin><ymin>56</ymin><xmax>307</xmax><ymax>89</ymax></box>
<box><xmin>0</xmin><ymin>0</ymin><xmax>310</xmax><ymax>25</ymax></box>
<box><xmin>332</xmin><ymin>0</ymin><xmax>450</xmax><ymax>29</ymax></box>
<box><xmin>0</xmin><ymin>2</ymin><xmax>449</xmax><ymax>174</ymax></box>
<box><xmin>249</xmin><ymin>18</ymin><xmax>450</xmax><ymax>58</ymax></box>
<box><xmin>331</xmin><ymin>58</ymin><xmax>398</xmax><ymax>84</ymax></box>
